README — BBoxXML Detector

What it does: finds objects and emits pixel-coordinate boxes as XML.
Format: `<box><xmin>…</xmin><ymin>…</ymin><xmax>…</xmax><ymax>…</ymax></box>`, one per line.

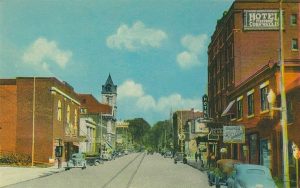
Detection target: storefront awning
<box><xmin>221</xmin><ymin>100</ymin><xmax>235</xmax><ymax>117</ymax></box>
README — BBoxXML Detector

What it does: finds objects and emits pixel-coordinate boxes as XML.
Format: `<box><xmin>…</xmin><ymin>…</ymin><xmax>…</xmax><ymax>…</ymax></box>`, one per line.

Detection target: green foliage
<box><xmin>126</xmin><ymin>118</ymin><xmax>151</xmax><ymax>145</ymax></box>
<box><xmin>0</xmin><ymin>152</ymin><xmax>31</xmax><ymax>166</ymax></box>
<box><xmin>124</xmin><ymin>118</ymin><xmax>173</xmax><ymax>152</ymax></box>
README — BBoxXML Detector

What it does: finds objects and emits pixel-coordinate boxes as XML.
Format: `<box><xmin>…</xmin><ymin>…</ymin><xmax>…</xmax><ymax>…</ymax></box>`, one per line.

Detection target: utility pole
<box><xmin>31</xmin><ymin>77</ymin><xmax>36</xmax><ymax>167</ymax></box>
<box><xmin>279</xmin><ymin>1</ymin><xmax>290</xmax><ymax>187</ymax></box>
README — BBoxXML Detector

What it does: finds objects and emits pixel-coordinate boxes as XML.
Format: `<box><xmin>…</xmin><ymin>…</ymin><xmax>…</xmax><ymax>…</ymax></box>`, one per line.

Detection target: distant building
<box><xmin>101</xmin><ymin>74</ymin><xmax>117</xmax><ymax>150</ymax></box>
<box><xmin>0</xmin><ymin>77</ymin><xmax>80</xmax><ymax>164</ymax></box>
<box><xmin>172</xmin><ymin>110</ymin><xmax>203</xmax><ymax>153</ymax></box>
<box><xmin>116</xmin><ymin>121</ymin><xmax>129</xmax><ymax>151</ymax></box>
<box><xmin>78</xmin><ymin>94</ymin><xmax>111</xmax><ymax>154</ymax></box>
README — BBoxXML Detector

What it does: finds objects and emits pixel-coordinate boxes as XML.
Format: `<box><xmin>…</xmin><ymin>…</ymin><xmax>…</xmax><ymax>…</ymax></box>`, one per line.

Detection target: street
<box><xmin>4</xmin><ymin>153</ymin><xmax>210</xmax><ymax>188</ymax></box>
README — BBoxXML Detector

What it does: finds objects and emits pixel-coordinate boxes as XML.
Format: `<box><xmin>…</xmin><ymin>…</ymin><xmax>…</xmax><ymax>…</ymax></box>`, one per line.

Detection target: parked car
<box><xmin>164</xmin><ymin>151</ymin><xmax>172</xmax><ymax>158</ymax></box>
<box><xmin>174</xmin><ymin>152</ymin><xmax>187</xmax><ymax>164</ymax></box>
<box><xmin>65</xmin><ymin>153</ymin><xmax>87</xmax><ymax>170</ymax></box>
<box><xmin>226</xmin><ymin>164</ymin><xmax>277</xmax><ymax>188</ymax></box>
<box><xmin>207</xmin><ymin>159</ymin><xmax>241</xmax><ymax>188</ymax></box>
<box><xmin>85</xmin><ymin>154</ymin><xmax>104</xmax><ymax>166</ymax></box>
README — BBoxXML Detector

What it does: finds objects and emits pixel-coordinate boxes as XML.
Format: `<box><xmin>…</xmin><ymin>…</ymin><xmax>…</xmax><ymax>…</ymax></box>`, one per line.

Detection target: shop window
<box><xmin>260</xmin><ymin>86</ymin><xmax>269</xmax><ymax>112</ymax></box>
<box><xmin>290</xmin><ymin>14</ymin><xmax>297</xmax><ymax>25</ymax></box>
<box><xmin>292</xmin><ymin>38</ymin><xmax>298</xmax><ymax>50</ymax></box>
<box><xmin>249</xmin><ymin>134</ymin><xmax>258</xmax><ymax>163</ymax></box>
<box><xmin>57</xmin><ymin>100</ymin><xmax>62</xmax><ymax>121</ymax></box>
<box><xmin>247</xmin><ymin>91</ymin><xmax>254</xmax><ymax>116</ymax></box>
<box><xmin>237</xmin><ymin>96</ymin><xmax>243</xmax><ymax>120</ymax></box>
<box><xmin>287</xmin><ymin>101</ymin><xmax>294</xmax><ymax>124</ymax></box>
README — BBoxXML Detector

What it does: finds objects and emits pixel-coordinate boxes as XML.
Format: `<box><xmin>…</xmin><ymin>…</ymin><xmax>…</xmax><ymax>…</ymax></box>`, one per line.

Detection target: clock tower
<box><xmin>101</xmin><ymin>74</ymin><xmax>117</xmax><ymax>117</ymax></box>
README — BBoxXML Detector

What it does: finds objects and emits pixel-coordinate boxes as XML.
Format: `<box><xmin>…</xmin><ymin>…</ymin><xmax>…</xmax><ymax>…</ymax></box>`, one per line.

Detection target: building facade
<box><xmin>224</xmin><ymin>63</ymin><xmax>300</xmax><ymax>180</ymax></box>
<box><xmin>0</xmin><ymin>77</ymin><xmax>80</xmax><ymax>164</ymax></box>
<box><xmin>78</xmin><ymin>94</ymin><xmax>111</xmax><ymax>154</ymax></box>
<box><xmin>79</xmin><ymin>117</ymin><xmax>96</xmax><ymax>154</ymax></box>
<box><xmin>208</xmin><ymin>0</ymin><xmax>299</xmax><ymax>120</ymax></box>
<box><xmin>172</xmin><ymin>110</ymin><xmax>203</xmax><ymax>153</ymax></box>
<box><xmin>207</xmin><ymin>0</ymin><xmax>299</xmax><ymax>181</ymax></box>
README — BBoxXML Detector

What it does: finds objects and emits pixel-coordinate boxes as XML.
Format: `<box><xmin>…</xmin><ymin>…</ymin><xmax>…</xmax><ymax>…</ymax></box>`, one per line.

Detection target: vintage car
<box><xmin>65</xmin><ymin>153</ymin><xmax>87</xmax><ymax>170</ymax></box>
<box><xmin>85</xmin><ymin>154</ymin><xmax>104</xmax><ymax>166</ymax></box>
<box><xmin>207</xmin><ymin>159</ymin><xmax>241</xmax><ymax>188</ymax></box>
<box><xmin>164</xmin><ymin>151</ymin><xmax>173</xmax><ymax>158</ymax></box>
<box><xmin>174</xmin><ymin>152</ymin><xmax>187</xmax><ymax>164</ymax></box>
<box><xmin>226</xmin><ymin>164</ymin><xmax>277</xmax><ymax>188</ymax></box>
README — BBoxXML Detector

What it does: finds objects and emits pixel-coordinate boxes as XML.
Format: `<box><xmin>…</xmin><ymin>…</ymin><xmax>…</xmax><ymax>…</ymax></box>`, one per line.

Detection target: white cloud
<box><xmin>118</xmin><ymin>80</ymin><xmax>201</xmax><ymax>113</ymax></box>
<box><xmin>181</xmin><ymin>34</ymin><xmax>208</xmax><ymax>53</ymax></box>
<box><xmin>118</xmin><ymin>80</ymin><xmax>144</xmax><ymax>99</ymax></box>
<box><xmin>22</xmin><ymin>37</ymin><xmax>72</xmax><ymax>71</ymax></box>
<box><xmin>106</xmin><ymin>21</ymin><xmax>167</xmax><ymax>51</ymax></box>
<box><xmin>136</xmin><ymin>95</ymin><xmax>156</xmax><ymax>110</ymax></box>
<box><xmin>177</xmin><ymin>34</ymin><xmax>208</xmax><ymax>69</ymax></box>
<box><xmin>177</xmin><ymin>51</ymin><xmax>200</xmax><ymax>69</ymax></box>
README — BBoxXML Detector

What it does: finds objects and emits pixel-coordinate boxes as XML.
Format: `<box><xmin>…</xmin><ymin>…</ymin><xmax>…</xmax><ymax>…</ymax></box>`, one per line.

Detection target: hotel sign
<box><xmin>244</xmin><ymin>10</ymin><xmax>279</xmax><ymax>30</ymax></box>
<box><xmin>223</xmin><ymin>126</ymin><xmax>245</xmax><ymax>143</ymax></box>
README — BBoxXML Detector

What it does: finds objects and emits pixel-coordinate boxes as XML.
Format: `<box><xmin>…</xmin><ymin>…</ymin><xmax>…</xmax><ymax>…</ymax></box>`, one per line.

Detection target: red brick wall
<box><xmin>233</xmin><ymin>2</ymin><xmax>300</xmax><ymax>86</ymax></box>
<box><xmin>0</xmin><ymin>84</ymin><xmax>17</xmax><ymax>153</ymax></box>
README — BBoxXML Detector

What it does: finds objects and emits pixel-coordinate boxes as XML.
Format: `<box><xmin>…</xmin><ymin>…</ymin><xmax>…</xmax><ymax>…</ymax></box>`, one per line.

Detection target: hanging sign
<box><xmin>223</xmin><ymin>126</ymin><xmax>245</xmax><ymax>143</ymax></box>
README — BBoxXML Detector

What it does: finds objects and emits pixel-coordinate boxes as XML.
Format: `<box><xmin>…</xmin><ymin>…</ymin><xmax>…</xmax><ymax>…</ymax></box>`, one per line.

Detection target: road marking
<box><xmin>126</xmin><ymin>153</ymin><xmax>146</xmax><ymax>188</ymax></box>
<box><xmin>101</xmin><ymin>153</ymin><xmax>143</xmax><ymax>188</ymax></box>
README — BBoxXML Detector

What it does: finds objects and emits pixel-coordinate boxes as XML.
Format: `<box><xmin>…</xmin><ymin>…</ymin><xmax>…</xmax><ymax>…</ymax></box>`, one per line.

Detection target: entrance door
<box><xmin>260</xmin><ymin>139</ymin><xmax>271</xmax><ymax>169</ymax></box>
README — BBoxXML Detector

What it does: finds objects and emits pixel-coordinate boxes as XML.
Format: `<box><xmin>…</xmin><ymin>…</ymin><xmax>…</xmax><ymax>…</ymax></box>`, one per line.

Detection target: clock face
<box><xmin>106</xmin><ymin>84</ymin><xmax>111</xmax><ymax>91</ymax></box>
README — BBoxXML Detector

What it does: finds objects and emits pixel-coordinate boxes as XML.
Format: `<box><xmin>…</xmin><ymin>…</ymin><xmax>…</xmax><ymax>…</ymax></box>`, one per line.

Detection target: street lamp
<box><xmin>267</xmin><ymin>88</ymin><xmax>290</xmax><ymax>188</ymax></box>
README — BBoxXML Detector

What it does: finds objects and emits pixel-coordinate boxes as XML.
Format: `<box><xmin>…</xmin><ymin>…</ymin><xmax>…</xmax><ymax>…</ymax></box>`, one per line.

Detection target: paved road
<box><xmin>5</xmin><ymin>153</ymin><xmax>210</xmax><ymax>188</ymax></box>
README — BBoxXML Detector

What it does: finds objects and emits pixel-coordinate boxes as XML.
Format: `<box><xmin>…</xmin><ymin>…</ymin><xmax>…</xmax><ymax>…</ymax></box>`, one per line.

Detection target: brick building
<box><xmin>206</xmin><ymin>0</ymin><xmax>300</xmax><ymax>181</ymax></box>
<box><xmin>224</xmin><ymin>62</ymin><xmax>300</xmax><ymax>180</ymax></box>
<box><xmin>208</xmin><ymin>0</ymin><xmax>299</xmax><ymax>120</ymax></box>
<box><xmin>0</xmin><ymin>77</ymin><xmax>80</xmax><ymax>164</ymax></box>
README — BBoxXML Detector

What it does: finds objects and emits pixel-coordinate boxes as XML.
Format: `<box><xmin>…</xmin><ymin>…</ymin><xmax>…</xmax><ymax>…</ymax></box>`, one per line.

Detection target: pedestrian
<box><xmin>207</xmin><ymin>153</ymin><xmax>211</xmax><ymax>168</ymax></box>
<box><xmin>195</xmin><ymin>151</ymin><xmax>198</xmax><ymax>162</ymax></box>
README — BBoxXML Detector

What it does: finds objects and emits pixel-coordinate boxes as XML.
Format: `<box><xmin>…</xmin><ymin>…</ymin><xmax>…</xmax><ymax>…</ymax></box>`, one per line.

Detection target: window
<box><xmin>237</xmin><ymin>96</ymin><xmax>243</xmax><ymax>120</ymax></box>
<box><xmin>74</xmin><ymin>109</ymin><xmax>78</xmax><ymax>126</ymax></box>
<box><xmin>287</xmin><ymin>101</ymin><xmax>294</xmax><ymax>124</ymax></box>
<box><xmin>292</xmin><ymin>39</ymin><xmax>298</xmax><ymax>50</ymax></box>
<box><xmin>260</xmin><ymin>86</ymin><xmax>269</xmax><ymax>112</ymax></box>
<box><xmin>291</xmin><ymin>14</ymin><xmax>297</xmax><ymax>25</ymax></box>
<box><xmin>57</xmin><ymin>100</ymin><xmax>62</xmax><ymax>121</ymax></box>
<box><xmin>67</xmin><ymin>105</ymin><xmax>70</xmax><ymax>123</ymax></box>
<box><xmin>247</xmin><ymin>93</ymin><xmax>254</xmax><ymax>116</ymax></box>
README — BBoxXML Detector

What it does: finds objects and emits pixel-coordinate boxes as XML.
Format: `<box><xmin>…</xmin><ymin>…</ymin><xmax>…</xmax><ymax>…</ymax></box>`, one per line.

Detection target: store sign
<box><xmin>195</xmin><ymin>121</ymin><xmax>209</xmax><ymax>136</ymax></box>
<box><xmin>202</xmin><ymin>94</ymin><xmax>209</xmax><ymax>119</ymax></box>
<box><xmin>210</xmin><ymin>128</ymin><xmax>223</xmax><ymax>136</ymax></box>
<box><xmin>244</xmin><ymin>10</ymin><xmax>279</xmax><ymax>30</ymax></box>
<box><xmin>223</xmin><ymin>126</ymin><xmax>245</xmax><ymax>143</ymax></box>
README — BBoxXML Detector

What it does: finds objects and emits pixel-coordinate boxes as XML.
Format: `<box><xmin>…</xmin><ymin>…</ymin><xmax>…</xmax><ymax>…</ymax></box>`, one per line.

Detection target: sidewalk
<box><xmin>0</xmin><ymin>162</ymin><xmax>66</xmax><ymax>187</ymax></box>
<box><xmin>186</xmin><ymin>158</ymin><xmax>208</xmax><ymax>172</ymax></box>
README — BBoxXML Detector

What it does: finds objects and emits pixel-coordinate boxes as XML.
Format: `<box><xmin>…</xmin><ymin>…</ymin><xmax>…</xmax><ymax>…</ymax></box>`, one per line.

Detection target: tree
<box><xmin>126</xmin><ymin>118</ymin><xmax>151</xmax><ymax>146</ymax></box>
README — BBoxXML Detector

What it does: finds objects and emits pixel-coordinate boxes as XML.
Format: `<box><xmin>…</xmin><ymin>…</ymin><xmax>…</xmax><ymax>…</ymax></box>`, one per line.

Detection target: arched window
<box><xmin>57</xmin><ymin>100</ymin><xmax>62</xmax><ymax>121</ymax></box>
<box><xmin>67</xmin><ymin>105</ymin><xmax>70</xmax><ymax>123</ymax></box>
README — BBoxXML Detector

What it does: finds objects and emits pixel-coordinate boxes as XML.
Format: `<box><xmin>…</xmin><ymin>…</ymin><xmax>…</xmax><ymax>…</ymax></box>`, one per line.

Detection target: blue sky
<box><xmin>0</xmin><ymin>0</ymin><xmax>234</xmax><ymax>125</ymax></box>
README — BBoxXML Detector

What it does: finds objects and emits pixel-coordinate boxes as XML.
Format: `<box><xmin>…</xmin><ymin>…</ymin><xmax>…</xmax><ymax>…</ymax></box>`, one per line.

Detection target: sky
<box><xmin>0</xmin><ymin>0</ymin><xmax>234</xmax><ymax>125</ymax></box>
